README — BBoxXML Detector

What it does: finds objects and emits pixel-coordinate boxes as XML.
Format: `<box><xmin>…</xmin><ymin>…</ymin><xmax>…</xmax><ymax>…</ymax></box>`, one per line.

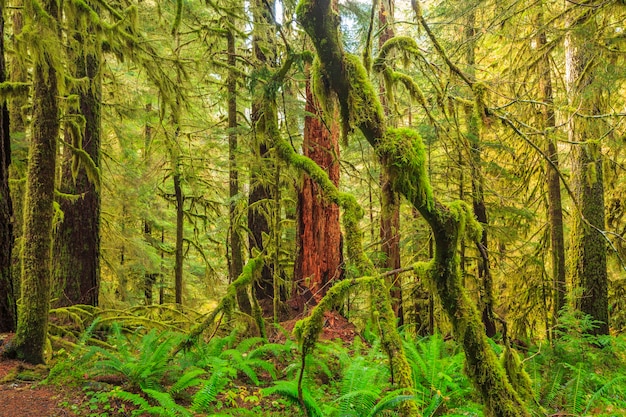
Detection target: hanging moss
<box><xmin>344</xmin><ymin>53</ymin><xmax>385</xmax><ymax>135</ymax></box>
<box><xmin>377</xmin><ymin>127</ymin><xmax>434</xmax><ymax>211</ymax></box>
<box><xmin>447</xmin><ymin>200</ymin><xmax>482</xmax><ymax>243</ymax></box>
<box><xmin>501</xmin><ymin>346</ymin><xmax>534</xmax><ymax>405</ymax></box>
<box><xmin>0</xmin><ymin>82</ymin><xmax>30</xmax><ymax>100</ymax></box>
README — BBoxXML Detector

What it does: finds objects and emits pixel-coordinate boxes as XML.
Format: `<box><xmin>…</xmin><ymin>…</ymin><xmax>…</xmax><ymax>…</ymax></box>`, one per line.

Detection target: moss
<box><xmin>501</xmin><ymin>346</ymin><xmax>534</xmax><ymax>405</ymax></box>
<box><xmin>0</xmin><ymin>82</ymin><xmax>30</xmax><ymax>100</ymax></box>
<box><xmin>343</xmin><ymin>53</ymin><xmax>385</xmax><ymax>135</ymax></box>
<box><xmin>293</xmin><ymin>275</ymin><xmax>419</xmax><ymax>416</ymax></box>
<box><xmin>377</xmin><ymin>127</ymin><xmax>434</xmax><ymax>212</ymax></box>
<box><xmin>447</xmin><ymin>200</ymin><xmax>482</xmax><ymax>242</ymax></box>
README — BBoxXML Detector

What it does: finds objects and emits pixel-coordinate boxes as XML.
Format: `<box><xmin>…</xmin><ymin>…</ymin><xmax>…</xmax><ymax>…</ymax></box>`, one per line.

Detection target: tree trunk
<box><xmin>297</xmin><ymin>1</ymin><xmax>530</xmax><ymax>414</ymax></box>
<box><xmin>226</xmin><ymin>25</ymin><xmax>251</xmax><ymax>314</ymax></box>
<box><xmin>565</xmin><ymin>17</ymin><xmax>609</xmax><ymax>335</ymax></box>
<box><xmin>173</xmin><ymin>170</ymin><xmax>183</xmax><ymax>305</ymax></box>
<box><xmin>0</xmin><ymin>2</ymin><xmax>16</xmax><ymax>332</ymax></box>
<box><xmin>464</xmin><ymin>9</ymin><xmax>496</xmax><ymax>337</ymax></box>
<box><xmin>4</xmin><ymin>0</ymin><xmax>60</xmax><ymax>364</ymax></box>
<box><xmin>536</xmin><ymin>7</ymin><xmax>566</xmax><ymax>332</ymax></box>
<box><xmin>52</xmin><ymin>35</ymin><xmax>101</xmax><ymax>307</ymax></box>
<box><xmin>378</xmin><ymin>0</ymin><xmax>403</xmax><ymax>326</ymax></box>
<box><xmin>248</xmin><ymin>0</ymin><xmax>276</xmax><ymax>314</ymax></box>
<box><xmin>293</xmin><ymin>71</ymin><xmax>342</xmax><ymax>313</ymax></box>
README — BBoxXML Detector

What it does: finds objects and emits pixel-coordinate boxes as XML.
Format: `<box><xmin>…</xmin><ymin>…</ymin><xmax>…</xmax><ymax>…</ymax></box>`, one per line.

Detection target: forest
<box><xmin>0</xmin><ymin>0</ymin><xmax>626</xmax><ymax>415</ymax></box>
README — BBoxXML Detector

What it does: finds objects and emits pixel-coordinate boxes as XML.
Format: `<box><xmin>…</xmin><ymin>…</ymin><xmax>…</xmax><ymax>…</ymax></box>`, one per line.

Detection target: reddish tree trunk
<box><xmin>292</xmin><ymin>75</ymin><xmax>342</xmax><ymax>313</ymax></box>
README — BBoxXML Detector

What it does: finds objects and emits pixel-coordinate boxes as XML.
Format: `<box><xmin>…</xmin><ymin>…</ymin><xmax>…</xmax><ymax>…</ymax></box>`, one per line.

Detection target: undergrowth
<box><xmin>43</xmin><ymin>308</ymin><xmax>626</xmax><ymax>417</ymax></box>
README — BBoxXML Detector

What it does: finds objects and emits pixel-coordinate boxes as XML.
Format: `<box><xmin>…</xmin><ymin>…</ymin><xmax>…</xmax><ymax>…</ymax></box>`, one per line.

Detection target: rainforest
<box><xmin>0</xmin><ymin>0</ymin><xmax>626</xmax><ymax>416</ymax></box>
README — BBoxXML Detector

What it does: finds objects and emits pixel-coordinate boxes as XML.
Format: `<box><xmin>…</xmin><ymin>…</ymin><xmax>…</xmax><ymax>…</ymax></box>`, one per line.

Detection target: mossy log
<box><xmin>296</xmin><ymin>1</ymin><xmax>530</xmax><ymax>416</ymax></box>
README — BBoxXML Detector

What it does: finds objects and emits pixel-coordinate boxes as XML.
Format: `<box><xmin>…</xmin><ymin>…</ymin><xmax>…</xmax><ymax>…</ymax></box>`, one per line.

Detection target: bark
<box><xmin>293</xmin><ymin>73</ymin><xmax>342</xmax><ymax>312</ymax></box>
<box><xmin>249</xmin><ymin>0</ymin><xmax>276</xmax><ymax>313</ymax></box>
<box><xmin>226</xmin><ymin>26</ymin><xmax>251</xmax><ymax>314</ymax></box>
<box><xmin>173</xmin><ymin>170</ymin><xmax>183</xmax><ymax>305</ymax></box>
<box><xmin>143</xmin><ymin>221</ymin><xmax>158</xmax><ymax>306</ymax></box>
<box><xmin>52</xmin><ymin>36</ymin><xmax>101</xmax><ymax>307</ymax></box>
<box><xmin>378</xmin><ymin>0</ymin><xmax>403</xmax><ymax>325</ymax></box>
<box><xmin>0</xmin><ymin>2</ymin><xmax>16</xmax><ymax>332</ymax></box>
<box><xmin>536</xmin><ymin>8</ymin><xmax>566</xmax><ymax>329</ymax></box>
<box><xmin>4</xmin><ymin>0</ymin><xmax>60</xmax><ymax>364</ymax></box>
<box><xmin>464</xmin><ymin>9</ymin><xmax>496</xmax><ymax>337</ymax></box>
<box><xmin>565</xmin><ymin>18</ymin><xmax>609</xmax><ymax>336</ymax></box>
<box><xmin>297</xmin><ymin>1</ymin><xmax>529</xmax><ymax>414</ymax></box>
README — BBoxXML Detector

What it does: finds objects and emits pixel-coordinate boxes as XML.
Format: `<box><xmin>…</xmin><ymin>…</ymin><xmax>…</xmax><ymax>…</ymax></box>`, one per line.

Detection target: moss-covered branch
<box><xmin>293</xmin><ymin>275</ymin><xmax>419</xmax><ymax>416</ymax></box>
<box><xmin>296</xmin><ymin>1</ymin><xmax>530</xmax><ymax>415</ymax></box>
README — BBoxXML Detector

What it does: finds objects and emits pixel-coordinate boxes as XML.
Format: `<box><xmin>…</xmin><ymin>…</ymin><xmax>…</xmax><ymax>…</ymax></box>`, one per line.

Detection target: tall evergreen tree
<box><xmin>4</xmin><ymin>0</ymin><xmax>60</xmax><ymax>363</ymax></box>
<box><xmin>293</xmin><ymin>66</ymin><xmax>342</xmax><ymax>311</ymax></box>
<box><xmin>0</xmin><ymin>2</ymin><xmax>16</xmax><ymax>332</ymax></box>
<box><xmin>565</xmin><ymin>6</ymin><xmax>609</xmax><ymax>336</ymax></box>
<box><xmin>52</xmin><ymin>20</ymin><xmax>102</xmax><ymax>307</ymax></box>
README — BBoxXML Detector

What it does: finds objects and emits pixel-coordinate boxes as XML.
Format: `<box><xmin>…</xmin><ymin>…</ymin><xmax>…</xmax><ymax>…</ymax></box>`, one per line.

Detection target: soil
<box><xmin>0</xmin><ymin>334</ymin><xmax>84</xmax><ymax>417</ymax></box>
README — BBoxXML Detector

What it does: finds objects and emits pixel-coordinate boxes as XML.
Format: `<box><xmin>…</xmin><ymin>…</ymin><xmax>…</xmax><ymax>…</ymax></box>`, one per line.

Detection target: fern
<box><xmin>192</xmin><ymin>369</ymin><xmax>229</xmax><ymax>412</ymax></box>
<box><xmin>168</xmin><ymin>368</ymin><xmax>205</xmax><ymax>395</ymax></box>
<box><xmin>262</xmin><ymin>380</ymin><xmax>324</xmax><ymax>417</ymax></box>
<box><xmin>366</xmin><ymin>390</ymin><xmax>416</xmax><ymax>417</ymax></box>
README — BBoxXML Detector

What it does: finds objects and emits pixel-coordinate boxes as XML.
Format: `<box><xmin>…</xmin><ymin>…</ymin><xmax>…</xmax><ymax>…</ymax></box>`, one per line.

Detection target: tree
<box><xmin>565</xmin><ymin>5</ymin><xmax>609</xmax><ymax>336</ymax></box>
<box><xmin>293</xmin><ymin>65</ymin><xmax>342</xmax><ymax>312</ymax></box>
<box><xmin>0</xmin><ymin>2</ymin><xmax>16</xmax><ymax>332</ymax></box>
<box><xmin>52</xmin><ymin>19</ymin><xmax>102</xmax><ymax>307</ymax></box>
<box><xmin>4</xmin><ymin>0</ymin><xmax>60</xmax><ymax>363</ymax></box>
<box><xmin>377</xmin><ymin>0</ymin><xmax>403</xmax><ymax>325</ymax></box>
<box><xmin>535</xmin><ymin>4</ymin><xmax>566</xmax><ymax>331</ymax></box>
<box><xmin>296</xmin><ymin>0</ymin><xmax>530</xmax><ymax>414</ymax></box>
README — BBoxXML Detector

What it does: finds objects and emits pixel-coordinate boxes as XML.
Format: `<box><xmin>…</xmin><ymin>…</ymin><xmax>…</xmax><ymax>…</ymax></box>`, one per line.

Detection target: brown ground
<box><xmin>0</xmin><ymin>334</ymin><xmax>84</xmax><ymax>417</ymax></box>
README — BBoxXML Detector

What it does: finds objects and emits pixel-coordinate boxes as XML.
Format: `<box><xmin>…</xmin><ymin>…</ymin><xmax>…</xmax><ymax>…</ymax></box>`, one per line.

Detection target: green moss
<box><xmin>377</xmin><ymin>127</ymin><xmax>434</xmax><ymax>211</ymax></box>
<box><xmin>293</xmin><ymin>275</ymin><xmax>419</xmax><ymax>416</ymax></box>
<box><xmin>0</xmin><ymin>82</ymin><xmax>30</xmax><ymax>100</ymax></box>
<box><xmin>343</xmin><ymin>54</ymin><xmax>385</xmax><ymax>134</ymax></box>
<box><xmin>447</xmin><ymin>200</ymin><xmax>482</xmax><ymax>242</ymax></box>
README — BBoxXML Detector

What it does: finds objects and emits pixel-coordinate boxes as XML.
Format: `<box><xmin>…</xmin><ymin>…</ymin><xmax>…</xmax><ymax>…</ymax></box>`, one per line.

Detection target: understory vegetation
<box><xmin>39</xmin><ymin>304</ymin><xmax>626</xmax><ymax>417</ymax></box>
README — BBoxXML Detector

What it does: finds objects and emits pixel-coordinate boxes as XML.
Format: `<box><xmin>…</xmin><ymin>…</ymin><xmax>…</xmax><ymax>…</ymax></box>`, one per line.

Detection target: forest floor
<box><xmin>0</xmin><ymin>312</ymin><xmax>357</xmax><ymax>417</ymax></box>
<box><xmin>0</xmin><ymin>333</ymin><xmax>84</xmax><ymax>417</ymax></box>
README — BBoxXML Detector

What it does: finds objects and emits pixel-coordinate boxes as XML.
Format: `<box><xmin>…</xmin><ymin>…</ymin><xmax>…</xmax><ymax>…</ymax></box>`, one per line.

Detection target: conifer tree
<box><xmin>0</xmin><ymin>2</ymin><xmax>16</xmax><ymax>332</ymax></box>
<box><xmin>52</xmin><ymin>13</ymin><xmax>102</xmax><ymax>307</ymax></box>
<box><xmin>4</xmin><ymin>0</ymin><xmax>60</xmax><ymax>364</ymax></box>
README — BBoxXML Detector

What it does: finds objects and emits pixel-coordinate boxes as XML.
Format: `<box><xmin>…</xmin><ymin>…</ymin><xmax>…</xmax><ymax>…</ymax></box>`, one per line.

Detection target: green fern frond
<box><xmin>168</xmin><ymin>368</ymin><xmax>205</xmax><ymax>395</ymax></box>
<box><xmin>143</xmin><ymin>389</ymin><xmax>192</xmax><ymax>416</ymax></box>
<box><xmin>262</xmin><ymin>380</ymin><xmax>324</xmax><ymax>417</ymax></box>
<box><xmin>367</xmin><ymin>390</ymin><xmax>416</xmax><ymax>417</ymax></box>
<box><xmin>192</xmin><ymin>370</ymin><xmax>229</xmax><ymax>412</ymax></box>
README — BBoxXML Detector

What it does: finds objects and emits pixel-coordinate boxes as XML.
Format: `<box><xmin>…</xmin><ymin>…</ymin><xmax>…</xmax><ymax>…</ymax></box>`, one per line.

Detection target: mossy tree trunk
<box><xmin>378</xmin><ymin>0</ymin><xmax>403</xmax><ymax>326</ymax></box>
<box><xmin>565</xmin><ymin>17</ymin><xmax>609</xmax><ymax>336</ymax></box>
<box><xmin>536</xmin><ymin>7</ymin><xmax>566</xmax><ymax>332</ymax></box>
<box><xmin>248</xmin><ymin>0</ymin><xmax>276</xmax><ymax>315</ymax></box>
<box><xmin>52</xmin><ymin>34</ymin><xmax>102</xmax><ymax>307</ymax></box>
<box><xmin>293</xmin><ymin>69</ymin><xmax>342</xmax><ymax>312</ymax></box>
<box><xmin>463</xmin><ymin>8</ymin><xmax>496</xmax><ymax>337</ymax></box>
<box><xmin>226</xmin><ymin>24</ymin><xmax>250</xmax><ymax>314</ymax></box>
<box><xmin>4</xmin><ymin>0</ymin><xmax>60</xmax><ymax>364</ymax></box>
<box><xmin>0</xmin><ymin>2</ymin><xmax>16</xmax><ymax>332</ymax></box>
<box><xmin>296</xmin><ymin>1</ymin><xmax>529</xmax><ymax>415</ymax></box>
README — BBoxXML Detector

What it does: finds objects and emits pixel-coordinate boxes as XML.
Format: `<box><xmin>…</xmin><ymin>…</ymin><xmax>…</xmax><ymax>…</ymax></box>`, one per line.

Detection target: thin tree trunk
<box><xmin>173</xmin><ymin>170</ymin><xmax>183</xmax><ymax>305</ymax></box>
<box><xmin>378</xmin><ymin>0</ymin><xmax>403</xmax><ymax>326</ymax></box>
<box><xmin>293</xmin><ymin>70</ymin><xmax>342</xmax><ymax>313</ymax></box>
<box><xmin>0</xmin><ymin>2</ymin><xmax>16</xmax><ymax>332</ymax></box>
<box><xmin>226</xmin><ymin>25</ymin><xmax>251</xmax><ymax>314</ymax></box>
<box><xmin>536</xmin><ymin>6</ymin><xmax>566</xmax><ymax>332</ymax></box>
<box><xmin>4</xmin><ymin>0</ymin><xmax>60</xmax><ymax>364</ymax></box>
<box><xmin>52</xmin><ymin>34</ymin><xmax>101</xmax><ymax>307</ymax></box>
<box><xmin>464</xmin><ymin>8</ymin><xmax>496</xmax><ymax>337</ymax></box>
<box><xmin>565</xmin><ymin>16</ymin><xmax>609</xmax><ymax>335</ymax></box>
